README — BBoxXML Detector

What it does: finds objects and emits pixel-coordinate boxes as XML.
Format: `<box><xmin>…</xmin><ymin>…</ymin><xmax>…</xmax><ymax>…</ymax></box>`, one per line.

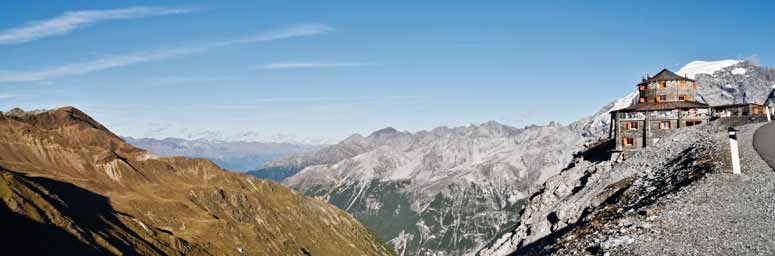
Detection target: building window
<box><xmin>679</xmin><ymin>95</ymin><xmax>688</xmax><ymax>101</ymax></box>
<box><xmin>692</xmin><ymin>82</ymin><xmax>697</xmax><ymax>89</ymax></box>
<box><xmin>640</xmin><ymin>97</ymin><xmax>646</xmax><ymax>103</ymax></box>
<box><xmin>679</xmin><ymin>81</ymin><xmax>686</xmax><ymax>88</ymax></box>
<box><xmin>623</xmin><ymin>137</ymin><xmax>634</xmax><ymax>146</ymax></box>
<box><xmin>639</xmin><ymin>85</ymin><xmax>646</xmax><ymax>91</ymax></box>
<box><xmin>753</xmin><ymin>106</ymin><xmax>760</xmax><ymax>114</ymax></box>
<box><xmin>686</xmin><ymin>120</ymin><xmax>702</xmax><ymax>127</ymax></box>
<box><xmin>659</xmin><ymin>121</ymin><xmax>672</xmax><ymax>129</ymax></box>
<box><xmin>626</xmin><ymin>121</ymin><xmax>638</xmax><ymax>130</ymax></box>
<box><xmin>656</xmin><ymin>95</ymin><xmax>666</xmax><ymax>102</ymax></box>
<box><xmin>659</xmin><ymin>82</ymin><xmax>666</xmax><ymax>89</ymax></box>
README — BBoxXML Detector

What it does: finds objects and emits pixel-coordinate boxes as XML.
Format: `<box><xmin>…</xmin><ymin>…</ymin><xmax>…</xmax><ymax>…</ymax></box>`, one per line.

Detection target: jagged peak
<box><xmin>341</xmin><ymin>133</ymin><xmax>365</xmax><ymax>143</ymax></box>
<box><xmin>547</xmin><ymin>121</ymin><xmax>563</xmax><ymax>127</ymax></box>
<box><xmin>480</xmin><ymin>120</ymin><xmax>505</xmax><ymax>128</ymax></box>
<box><xmin>369</xmin><ymin>127</ymin><xmax>399</xmax><ymax>137</ymax></box>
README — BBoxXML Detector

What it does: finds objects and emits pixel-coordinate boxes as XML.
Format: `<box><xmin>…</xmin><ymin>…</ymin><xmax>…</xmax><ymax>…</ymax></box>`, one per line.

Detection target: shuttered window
<box><xmin>623</xmin><ymin>137</ymin><xmax>634</xmax><ymax>145</ymax></box>
<box><xmin>686</xmin><ymin>120</ymin><xmax>702</xmax><ymax>127</ymax></box>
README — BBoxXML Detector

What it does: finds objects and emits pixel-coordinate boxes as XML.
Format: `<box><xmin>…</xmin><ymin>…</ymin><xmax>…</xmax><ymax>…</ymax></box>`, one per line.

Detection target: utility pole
<box><xmin>729</xmin><ymin>127</ymin><xmax>741</xmax><ymax>175</ymax></box>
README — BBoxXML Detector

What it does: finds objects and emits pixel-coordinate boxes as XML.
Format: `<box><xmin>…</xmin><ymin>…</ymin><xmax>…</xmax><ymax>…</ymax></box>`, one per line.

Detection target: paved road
<box><xmin>754</xmin><ymin>121</ymin><xmax>775</xmax><ymax>170</ymax></box>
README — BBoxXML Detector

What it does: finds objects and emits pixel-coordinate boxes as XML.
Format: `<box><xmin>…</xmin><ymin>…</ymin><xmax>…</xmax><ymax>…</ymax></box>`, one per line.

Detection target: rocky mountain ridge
<box><xmin>0</xmin><ymin>107</ymin><xmax>395</xmax><ymax>256</ymax></box>
<box><xmin>282</xmin><ymin>121</ymin><xmax>586</xmax><ymax>255</ymax></box>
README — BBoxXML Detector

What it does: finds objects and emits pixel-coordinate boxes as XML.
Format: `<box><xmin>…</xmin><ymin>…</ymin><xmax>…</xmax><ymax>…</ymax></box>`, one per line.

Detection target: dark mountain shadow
<box><xmin>579</xmin><ymin>139</ymin><xmax>613</xmax><ymax>163</ymax></box>
<box><xmin>2</xmin><ymin>169</ymin><xmax>167</xmax><ymax>255</ymax></box>
<box><xmin>1</xmin><ymin>202</ymin><xmax>103</xmax><ymax>256</ymax></box>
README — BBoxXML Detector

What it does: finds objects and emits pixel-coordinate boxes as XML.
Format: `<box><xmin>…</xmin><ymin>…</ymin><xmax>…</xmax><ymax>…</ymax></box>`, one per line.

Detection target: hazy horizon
<box><xmin>2</xmin><ymin>1</ymin><xmax>774</xmax><ymax>144</ymax></box>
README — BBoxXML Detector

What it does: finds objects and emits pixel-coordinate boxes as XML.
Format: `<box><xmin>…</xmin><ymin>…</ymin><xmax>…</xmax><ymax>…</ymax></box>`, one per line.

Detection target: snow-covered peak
<box><xmin>676</xmin><ymin>60</ymin><xmax>742</xmax><ymax>79</ymax></box>
<box><xmin>611</xmin><ymin>91</ymin><xmax>638</xmax><ymax>111</ymax></box>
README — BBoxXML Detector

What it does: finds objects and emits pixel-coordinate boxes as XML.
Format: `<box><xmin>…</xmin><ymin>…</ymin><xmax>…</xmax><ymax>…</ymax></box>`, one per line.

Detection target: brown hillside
<box><xmin>0</xmin><ymin>107</ymin><xmax>395</xmax><ymax>256</ymax></box>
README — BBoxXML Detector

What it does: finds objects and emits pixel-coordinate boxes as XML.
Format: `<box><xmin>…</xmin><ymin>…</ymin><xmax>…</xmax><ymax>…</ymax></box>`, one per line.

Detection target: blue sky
<box><xmin>1</xmin><ymin>0</ymin><xmax>773</xmax><ymax>143</ymax></box>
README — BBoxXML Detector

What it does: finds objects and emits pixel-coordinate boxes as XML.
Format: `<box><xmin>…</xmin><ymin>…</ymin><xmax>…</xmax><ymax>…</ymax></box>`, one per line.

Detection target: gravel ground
<box><xmin>615</xmin><ymin>123</ymin><xmax>775</xmax><ymax>256</ymax></box>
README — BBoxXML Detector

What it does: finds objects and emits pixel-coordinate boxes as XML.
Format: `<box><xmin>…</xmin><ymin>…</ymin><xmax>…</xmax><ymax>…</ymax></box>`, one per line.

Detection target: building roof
<box><xmin>617</xmin><ymin>101</ymin><xmax>709</xmax><ymax>112</ymax></box>
<box><xmin>638</xmin><ymin>68</ymin><xmax>694</xmax><ymax>85</ymax></box>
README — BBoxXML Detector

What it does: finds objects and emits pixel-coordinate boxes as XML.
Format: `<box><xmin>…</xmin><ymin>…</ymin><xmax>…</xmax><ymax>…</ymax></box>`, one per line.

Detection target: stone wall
<box><xmin>616</xmin><ymin>119</ymin><xmax>645</xmax><ymax>150</ymax></box>
<box><xmin>640</xmin><ymin>80</ymin><xmax>697</xmax><ymax>103</ymax></box>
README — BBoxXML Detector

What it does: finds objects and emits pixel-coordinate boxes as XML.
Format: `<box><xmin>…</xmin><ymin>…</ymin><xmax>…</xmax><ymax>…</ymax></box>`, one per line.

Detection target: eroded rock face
<box><xmin>0</xmin><ymin>107</ymin><xmax>395</xmax><ymax>256</ymax></box>
<box><xmin>480</xmin><ymin>124</ymin><xmax>723</xmax><ymax>256</ymax></box>
<box><xmin>281</xmin><ymin>122</ymin><xmax>587</xmax><ymax>256</ymax></box>
<box><xmin>693</xmin><ymin>61</ymin><xmax>775</xmax><ymax>106</ymax></box>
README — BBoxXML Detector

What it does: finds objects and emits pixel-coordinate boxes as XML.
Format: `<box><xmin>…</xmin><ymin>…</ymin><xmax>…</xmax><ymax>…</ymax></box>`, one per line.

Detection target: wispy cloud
<box><xmin>0</xmin><ymin>6</ymin><xmax>193</xmax><ymax>45</ymax></box>
<box><xmin>145</xmin><ymin>75</ymin><xmax>236</xmax><ymax>86</ymax></box>
<box><xmin>256</xmin><ymin>61</ymin><xmax>373</xmax><ymax>70</ymax></box>
<box><xmin>0</xmin><ymin>93</ymin><xmax>17</xmax><ymax>99</ymax></box>
<box><xmin>0</xmin><ymin>23</ymin><xmax>332</xmax><ymax>83</ymax></box>
<box><xmin>254</xmin><ymin>95</ymin><xmax>423</xmax><ymax>103</ymax></box>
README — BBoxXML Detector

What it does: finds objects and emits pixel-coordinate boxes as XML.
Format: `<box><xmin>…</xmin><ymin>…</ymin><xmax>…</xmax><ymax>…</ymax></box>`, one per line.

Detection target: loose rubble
<box><xmin>481</xmin><ymin>121</ymin><xmax>775</xmax><ymax>256</ymax></box>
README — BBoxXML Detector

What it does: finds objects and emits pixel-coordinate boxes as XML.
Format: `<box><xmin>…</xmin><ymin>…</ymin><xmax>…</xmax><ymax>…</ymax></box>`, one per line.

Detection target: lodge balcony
<box><xmin>617</xmin><ymin>110</ymin><xmax>710</xmax><ymax>120</ymax></box>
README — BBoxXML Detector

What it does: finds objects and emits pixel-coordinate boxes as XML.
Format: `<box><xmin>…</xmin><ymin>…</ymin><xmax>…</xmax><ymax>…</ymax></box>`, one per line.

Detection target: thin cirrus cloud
<box><xmin>0</xmin><ymin>93</ymin><xmax>17</xmax><ymax>99</ymax></box>
<box><xmin>256</xmin><ymin>61</ymin><xmax>374</xmax><ymax>70</ymax></box>
<box><xmin>254</xmin><ymin>95</ymin><xmax>424</xmax><ymax>103</ymax></box>
<box><xmin>0</xmin><ymin>6</ymin><xmax>194</xmax><ymax>45</ymax></box>
<box><xmin>0</xmin><ymin>23</ymin><xmax>333</xmax><ymax>83</ymax></box>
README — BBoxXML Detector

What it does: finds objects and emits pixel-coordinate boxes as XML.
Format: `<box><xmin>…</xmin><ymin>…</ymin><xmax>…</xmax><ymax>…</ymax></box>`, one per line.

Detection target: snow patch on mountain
<box><xmin>568</xmin><ymin>91</ymin><xmax>637</xmax><ymax>138</ymax></box>
<box><xmin>611</xmin><ymin>91</ymin><xmax>638</xmax><ymax>111</ymax></box>
<box><xmin>675</xmin><ymin>59</ymin><xmax>741</xmax><ymax>79</ymax></box>
<box><xmin>731</xmin><ymin>67</ymin><xmax>747</xmax><ymax>75</ymax></box>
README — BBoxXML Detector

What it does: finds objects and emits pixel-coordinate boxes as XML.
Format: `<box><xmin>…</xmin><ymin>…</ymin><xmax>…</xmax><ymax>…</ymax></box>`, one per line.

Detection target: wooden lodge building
<box><xmin>609</xmin><ymin>68</ymin><xmax>770</xmax><ymax>157</ymax></box>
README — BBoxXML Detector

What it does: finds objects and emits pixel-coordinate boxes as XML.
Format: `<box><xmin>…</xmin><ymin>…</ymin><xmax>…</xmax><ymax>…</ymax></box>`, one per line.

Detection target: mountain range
<box><xmin>0</xmin><ymin>107</ymin><xmax>394</xmax><ymax>256</ymax></box>
<box><xmin>254</xmin><ymin>60</ymin><xmax>775</xmax><ymax>256</ymax></box>
<box><xmin>3</xmin><ymin>59</ymin><xmax>771</xmax><ymax>256</ymax></box>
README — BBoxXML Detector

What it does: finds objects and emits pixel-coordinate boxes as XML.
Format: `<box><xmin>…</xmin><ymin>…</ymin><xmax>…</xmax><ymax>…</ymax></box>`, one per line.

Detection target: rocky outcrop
<box><xmin>480</xmin><ymin>124</ymin><xmax>723</xmax><ymax>255</ymax></box>
<box><xmin>692</xmin><ymin>61</ymin><xmax>775</xmax><ymax>106</ymax></box>
<box><xmin>284</xmin><ymin>122</ymin><xmax>586</xmax><ymax>255</ymax></box>
<box><xmin>0</xmin><ymin>107</ymin><xmax>395</xmax><ymax>256</ymax></box>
